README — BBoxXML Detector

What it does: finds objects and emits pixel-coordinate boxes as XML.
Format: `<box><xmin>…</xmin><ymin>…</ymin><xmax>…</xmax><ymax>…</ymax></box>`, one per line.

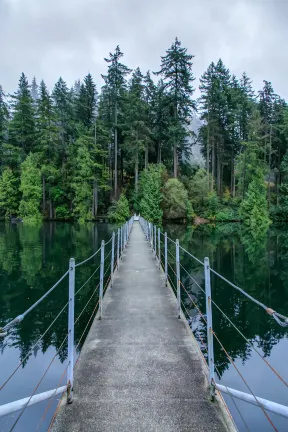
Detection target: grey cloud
<box><xmin>0</xmin><ymin>0</ymin><xmax>287</xmax><ymax>99</ymax></box>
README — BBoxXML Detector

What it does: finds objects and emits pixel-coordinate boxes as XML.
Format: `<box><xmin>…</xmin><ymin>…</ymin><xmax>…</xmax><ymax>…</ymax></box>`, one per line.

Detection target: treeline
<box><xmin>0</xmin><ymin>38</ymin><xmax>288</xmax><ymax>225</ymax></box>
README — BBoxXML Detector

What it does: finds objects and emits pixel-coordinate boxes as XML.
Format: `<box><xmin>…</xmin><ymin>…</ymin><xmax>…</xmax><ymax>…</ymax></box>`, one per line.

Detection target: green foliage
<box><xmin>19</xmin><ymin>154</ymin><xmax>42</xmax><ymax>223</ymax></box>
<box><xmin>162</xmin><ymin>178</ymin><xmax>193</xmax><ymax>221</ymax></box>
<box><xmin>9</xmin><ymin>73</ymin><xmax>35</xmax><ymax>158</ymax></box>
<box><xmin>204</xmin><ymin>191</ymin><xmax>221</xmax><ymax>218</ymax></box>
<box><xmin>139</xmin><ymin>164</ymin><xmax>164</xmax><ymax>224</ymax></box>
<box><xmin>0</xmin><ymin>168</ymin><xmax>19</xmax><ymax>218</ymax></box>
<box><xmin>187</xmin><ymin>168</ymin><xmax>209</xmax><ymax>212</ymax></box>
<box><xmin>108</xmin><ymin>193</ymin><xmax>130</xmax><ymax>224</ymax></box>
<box><xmin>240</xmin><ymin>169</ymin><xmax>271</xmax><ymax>232</ymax></box>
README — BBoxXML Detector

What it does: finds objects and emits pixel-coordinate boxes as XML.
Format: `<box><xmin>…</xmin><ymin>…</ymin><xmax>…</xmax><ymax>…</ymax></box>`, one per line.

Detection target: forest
<box><xmin>0</xmin><ymin>38</ymin><xmax>288</xmax><ymax>230</ymax></box>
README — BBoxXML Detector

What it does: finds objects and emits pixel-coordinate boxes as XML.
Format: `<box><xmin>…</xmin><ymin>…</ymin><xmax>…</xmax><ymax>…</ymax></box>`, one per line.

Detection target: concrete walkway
<box><xmin>53</xmin><ymin>222</ymin><xmax>232</xmax><ymax>432</ymax></box>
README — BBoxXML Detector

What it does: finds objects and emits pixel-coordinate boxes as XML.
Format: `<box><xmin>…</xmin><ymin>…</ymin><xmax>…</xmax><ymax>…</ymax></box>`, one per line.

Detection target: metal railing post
<box><xmin>117</xmin><ymin>228</ymin><xmax>120</xmax><ymax>270</ymax></box>
<box><xmin>150</xmin><ymin>223</ymin><xmax>153</xmax><ymax>249</ymax></box>
<box><xmin>165</xmin><ymin>232</ymin><xmax>168</xmax><ymax>286</ymax></box>
<box><xmin>158</xmin><ymin>228</ymin><xmax>160</xmax><ymax>268</ymax></box>
<box><xmin>99</xmin><ymin>240</ymin><xmax>105</xmax><ymax>319</ymax></box>
<box><xmin>120</xmin><ymin>226</ymin><xmax>123</xmax><ymax>257</ymax></box>
<box><xmin>176</xmin><ymin>240</ymin><xmax>181</xmax><ymax>319</ymax></box>
<box><xmin>111</xmin><ymin>232</ymin><xmax>115</xmax><ymax>286</ymax></box>
<box><xmin>204</xmin><ymin>256</ymin><xmax>215</xmax><ymax>401</ymax></box>
<box><xmin>67</xmin><ymin>257</ymin><xmax>75</xmax><ymax>404</ymax></box>
<box><xmin>154</xmin><ymin>225</ymin><xmax>156</xmax><ymax>258</ymax></box>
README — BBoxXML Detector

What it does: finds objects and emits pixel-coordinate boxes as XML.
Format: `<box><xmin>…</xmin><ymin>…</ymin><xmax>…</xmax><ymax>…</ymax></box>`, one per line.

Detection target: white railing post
<box><xmin>99</xmin><ymin>240</ymin><xmax>105</xmax><ymax>319</ymax></box>
<box><xmin>158</xmin><ymin>228</ymin><xmax>160</xmax><ymax>268</ymax></box>
<box><xmin>176</xmin><ymin>240</ymin><xmax>181</xmax><ymax>319</ymax></box>
<box><xmin>67</xmin><ymin>257</ymin><xmax>75</xmax><ymax>404</ymax></box>
<box><xmin>111</xmin><ymin>232</ymin><xmax>115</xmax><ymax>286</ymax></box>
<box><xmin>117</xmin><ymin>228</ymin><xmax>120</xmax><ymax>270</ymax></box>
<box><xmin>204</xmin><ymin>256</ymin><xmax>215</xmax><ymax>401</ymax></box>
<box><xmin>165</xmin><ymin>232</ymin><xmax>168</xmax><ymax>286</ymax></box>
<box><xmin>150</xmin><ymin>223</ymin><xmax>153</xmax><ymax>249</ymax></box>
<box><xmin>154</xmin><ymin>225</ymin><xmax>156</xmax><ymax>258</ymax></box>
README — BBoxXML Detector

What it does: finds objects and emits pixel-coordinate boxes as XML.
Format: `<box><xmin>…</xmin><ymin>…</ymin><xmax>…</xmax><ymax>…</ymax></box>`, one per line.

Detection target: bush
<box><xmin>108</xmin><ymin>193</ymin><xmax>130</xmax><ymax>224</ymax></box>
<box><xmin>162</xmin><ymin>178</ymin><xmax>193</xmax><ymax>221</ymax></box>
<box><xmin>55</xmin><ymin>205</ymin><xmax>70</xmax><ymax>220</ymax></box>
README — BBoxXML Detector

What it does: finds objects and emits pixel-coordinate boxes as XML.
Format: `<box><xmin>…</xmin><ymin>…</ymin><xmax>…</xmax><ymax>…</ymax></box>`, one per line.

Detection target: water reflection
<box><xmin>0</xmin><ymin>222</ymin><xmax>116</xmax><ymax>431</ymax></box>
<box><xmin>164</xmin><ymin>223</ymin><xmax>288</xmax><ymax>431</ymax></box>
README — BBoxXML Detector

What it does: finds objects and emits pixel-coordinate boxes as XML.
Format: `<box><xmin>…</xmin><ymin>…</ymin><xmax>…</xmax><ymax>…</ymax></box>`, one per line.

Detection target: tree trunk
<box><xmin>145</xmin><ymin>146</ymin><xmax>148</xmax><ymax>169</ymax></box>
<box><xmin>207</xmin><ymin>123</ymin><xmax>210</xmax><ymax>189</ymax></box>
<box><xmin>114</xmin><ymin>101</ymin><xmax>118</xmax><ymax>199</ymax></box>
<box><xmin>211</xmin><ymin>137</ymin><xmax>215</xmax><ymax>191</ymax></box>
<box><xmin>92</xmin><ymin>180</ymin><xmax>98</xmax><ymax>218</ymax></box>
<box><xmin>173</xmin><ymin>142</ymin><xmax>177</xmax><ymax>178</ymax></box>
<box><xmin>268</xmin><ymin>124</ymin><xmax>272</xmax><ymax>210</ymax></box>
<box><xmin>217</xmin><ymin>149</ymin><xmax>221</xmax><ymax>195</ymax></box>
<box><xmin>49</xmin><ymin>200</ymin><xmax>53</xmax><ymax>219</ymax></box>
<box><xmin>135</xmin><ymin>149</ymin><xmax>139</xmax><ymax>195</ymax></box>
<box><xmin>277</xmin><ymin>146</ymin><xmax>280</xmax><ymax>206</ymax></box>
<box><xmin>42</xmin><ymin>174</ymin><xmax>46</xmax><ymax>215</ymax></box>
<box><xmin>232</xmin><ymin>159</ymin><xmax>236</xmax><ymax>198</ymax></box>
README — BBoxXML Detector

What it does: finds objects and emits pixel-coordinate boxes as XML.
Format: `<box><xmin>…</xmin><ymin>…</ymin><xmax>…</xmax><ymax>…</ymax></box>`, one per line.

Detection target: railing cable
<box><xmin>75</xmin><ymin>247</ymin><xmax>101</xmax><ymax>268</ymax></box>
<box><xmin>9</xmin><ymin>333</ymin><xmax>68</xmax><ymax>432</ymax></box>
<box><xmin>0</xmin><ymin>302</ymin><xmax>69</xmax><ymax>392</ymax></box>
<box><xmin>75</xmin><ymin>265</ymin><xmax>100</xmax><ymax>296</ymax></box>
<box><xmin>2</xmin><ymin>269</ymin><xmax>69</xmax><ymax>331</ymax></box>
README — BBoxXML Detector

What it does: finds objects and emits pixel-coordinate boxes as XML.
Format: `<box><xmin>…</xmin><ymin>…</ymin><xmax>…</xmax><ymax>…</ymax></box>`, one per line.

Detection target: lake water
<box><xmin>0</xmin><ymin>222</ymin><xmax>288</xmax><ymax>431</ymax></box>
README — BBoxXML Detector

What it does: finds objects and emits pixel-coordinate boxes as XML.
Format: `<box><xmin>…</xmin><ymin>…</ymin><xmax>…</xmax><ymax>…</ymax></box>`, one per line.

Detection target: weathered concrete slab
<box><xmin>53</xmin><ymin>222</ymin><xmax>234</xmax><ymax>432</ymax></box>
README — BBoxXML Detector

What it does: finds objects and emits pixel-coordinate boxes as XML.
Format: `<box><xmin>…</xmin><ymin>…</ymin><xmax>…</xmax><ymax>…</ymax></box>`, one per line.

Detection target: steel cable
<box><xmin>9</xmin><ymin>334</ymin><xmax>68</xmax><ymax>431</ymax></box>
<box><xmin>75</xmin><ymin>247</ymin><xmax>101</xmax><ymax>268</ymax></box>
<box><xmin>0</xmin><ymin>302</ymin><xmax>69</xmax><ymax>392</ymax></box>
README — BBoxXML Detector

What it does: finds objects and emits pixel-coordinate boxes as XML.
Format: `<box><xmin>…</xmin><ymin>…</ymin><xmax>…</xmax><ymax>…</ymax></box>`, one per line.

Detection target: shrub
<box><xmin>162</xmin><ymin>178</ymin><xmax>193</xmax><ymax>221</ymax></box>
<box><xmin>108</xmin><ymin>193</ymin><xmax>130</xmax><ymax>224</ymax></box>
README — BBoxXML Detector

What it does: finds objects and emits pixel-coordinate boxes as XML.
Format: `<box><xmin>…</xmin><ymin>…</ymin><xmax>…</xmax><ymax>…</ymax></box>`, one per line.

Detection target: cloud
<box><xmin>0</xmin><ymin>0</ymin><xmax>287</xmax><ymax>99</ymax></box>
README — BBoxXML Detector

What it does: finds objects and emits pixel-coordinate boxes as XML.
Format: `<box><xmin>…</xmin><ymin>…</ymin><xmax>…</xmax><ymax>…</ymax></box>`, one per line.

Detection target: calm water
<box><xmin>0</xmin><ymin>222</ymin><xmax>288</xmax><ymax>431</ymax></box>
<box><xmin>164</xmin><ymin>223</ymin><xmax>288</xmax><ymax>432</ymax></box>
<box><xmin>0</xmin><ymin>222</ymin><xmax>116</xmax><ymax>432</ymax></box>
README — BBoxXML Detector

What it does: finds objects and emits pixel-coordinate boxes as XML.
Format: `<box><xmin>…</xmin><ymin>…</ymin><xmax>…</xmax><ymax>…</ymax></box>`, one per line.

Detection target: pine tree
<box><xmin>76</xmin><ymin>73</ymin><xmax>97</xmax><ymax>128</ymax></box>
<box><xmin>36</xmin><ymin>80</ymin><xmax>59</xmax><ymax>216</ymax></box>
<box><xmin>123</xmin><ymin>68</ymin><xmax>150</xmax><ymax>196</ymax></box>
<box><xmin>155</xmin><ymin>37</ymin><xmax>196</xmax><ymax>177</ymax></box>
<box><xmin>19</xmin><ymin>153</ymin><xmax>42</xmax><ymax>222</ymax></box>
<box><xmin>0</xmin><ymin>167</ymin><xmax>18</xmax><ymax>218</ymax></box>
<box><xmin>52</xmin><ymin>77</ymin><xmax>74</xmax><ymax>162</ymax></box>
<box><xmin>0</xmin><ymin>85</ymin><xmax>9</xmax><ymax>172</ymax></box>
<box><xmin>101</xmin><ymin>46</ymin><xmax>131</xmax><ymax>197</ymax></box>
<box><xmin>139</xmin><ymin>164</ymin><xmax>164</xmax><ymax>224</ymax></box>
<box><xmin>31</xmin><ymin>77</ymin><xmax>39</xmax><ymax>101</ymax></box>
<box><xmin>9</xmin><ymin>73</ymin><xmax>35</xmax><ymax>157</ymax></box>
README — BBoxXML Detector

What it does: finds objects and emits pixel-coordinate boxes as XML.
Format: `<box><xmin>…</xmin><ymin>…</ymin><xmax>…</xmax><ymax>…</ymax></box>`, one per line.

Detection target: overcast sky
<box><xmin>0</xmin><ymin>0</ymin><xmax>287</xmax><ymax>99</ymax></box>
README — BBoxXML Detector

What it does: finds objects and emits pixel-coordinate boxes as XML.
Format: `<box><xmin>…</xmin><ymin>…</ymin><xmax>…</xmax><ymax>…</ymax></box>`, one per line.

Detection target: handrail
<box><xmin>139</xmin><ymin>216</ymin><xmax>287</xmax><ymax>431</ymax></box>
<box><xmin>1</xmin><ymin>269</ymin><xmax>69</xmax><ymax>332</ymax></box>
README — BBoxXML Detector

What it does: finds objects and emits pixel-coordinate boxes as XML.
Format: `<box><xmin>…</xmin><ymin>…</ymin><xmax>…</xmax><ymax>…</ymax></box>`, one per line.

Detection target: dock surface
<box><xmin>53</xmin><ymin>222</ymin><xmax>231</xmax><ymax>432</ymax></box>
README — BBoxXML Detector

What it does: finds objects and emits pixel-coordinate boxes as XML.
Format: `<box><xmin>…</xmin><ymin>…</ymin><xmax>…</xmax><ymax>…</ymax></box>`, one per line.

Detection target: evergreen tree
<box><xmin>155</xmin><ymin>37</ymin><xmax>196</xmax><ymax>177</ymax></box>
<box><xmin>76</xmin><ymin>73</ymin><xmax>97</xmax><ymax>128</ymax></box>
<box><xmin>9</xmin><ymin>73</ymin><xmax>35</xmax><ymax>157</ymax></box>
<box><xmin>52</xmin><ymin>77</ymin><xmax>74</xmax><ymax>162</ymax></box>
<box><xmin>108</xmin><ymin>193</ymin><xmax>130</xmax><ymax>223</ymax></box>
<box><xmin>0</xmin><ymin>168</ymin><xmax>18</xmax><ymax>218</ymax></box>
<box><xmin>36</xmin><ymin>80</ymin><xmax>59</xmax><ymax>216</ymax></box>
<box><xmin>240</xmin><ymin>168</ymin><xmax>270</xmax><ymax>232</ymax></box>
<box><xmin>101</xmin><ymin>46</ymin><xmax>131</xmax><ymax>197</ymax></box>
<box><xmin>139</xmin><ymin>164</ymin><xmax>164</xmax><ymax>224</ymax></box>
<box><xmin>123</xmin><ymin>68</ymin><xmax>150</xmax><ymax>196</ymax></box>
<box><xmin>0</xmin><ymin>85</ymin><xmax>9</xmax><ymax>172</ymax></box>
<box><xmin>31</xmin><ymin>77</ymin><xmax>39</xmax><ymax>101</ymax></box>
<box><xmin>19</xmin><ymin>153</ymin><xmax>42</xmax><ymax>222</ymax></box>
